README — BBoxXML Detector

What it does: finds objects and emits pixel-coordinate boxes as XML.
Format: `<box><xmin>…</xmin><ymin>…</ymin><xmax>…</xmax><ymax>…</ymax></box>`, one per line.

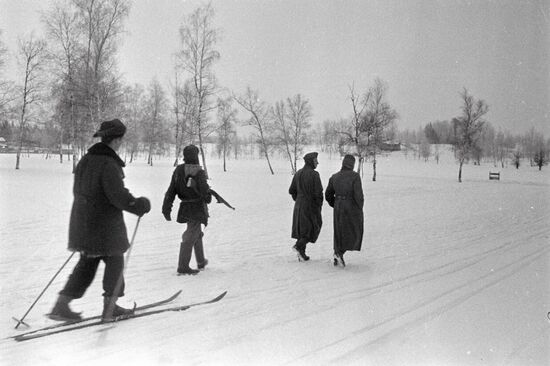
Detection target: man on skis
<box><xmin>49</xmin><ymin>119</ymin><xmax>151</xmax><ymax>322</ymax></box>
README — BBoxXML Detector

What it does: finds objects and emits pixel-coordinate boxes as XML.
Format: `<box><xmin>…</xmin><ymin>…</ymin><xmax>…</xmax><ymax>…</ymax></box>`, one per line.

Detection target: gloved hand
<box><xmin>134</xmin><ymin>197</ymin><xmax>151</xmax><ymax>217</ymax></box>
<box><xmin>163</xmin><ymin>212</ymin><xmax>171</xmax><ymax>221</ymax></box>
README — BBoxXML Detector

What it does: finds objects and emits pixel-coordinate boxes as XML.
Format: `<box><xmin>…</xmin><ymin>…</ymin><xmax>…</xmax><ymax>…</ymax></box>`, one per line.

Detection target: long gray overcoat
<box><xmin>289</xmin><ymin>157</ymin><xmax>323</xmax><ymax>243</ymax></box>
<box><xmin>325</xmin><ymin>164</ymin><xmax>364</xmax><ymax>253</ymax></box>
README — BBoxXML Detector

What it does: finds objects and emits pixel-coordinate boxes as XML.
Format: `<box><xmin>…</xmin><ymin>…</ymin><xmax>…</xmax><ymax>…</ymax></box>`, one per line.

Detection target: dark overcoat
<box><xmin>68</xmin><ymin>143</ymin><xmax>143</xmax><ymax>256</ymax></box>
<box><xmin>289</xmin><ymin>161</ymin><xmax>323</xmax><ymax>243</ymax></box>
<box><xmin>162</xmin><ymin>164</ymin><xmax>212</xmax><ymax>226</ymax></box>
<box><xmin>325</xmin><ymin>167</ymin><xmax>364</xmax><ymax>252</ymax></box>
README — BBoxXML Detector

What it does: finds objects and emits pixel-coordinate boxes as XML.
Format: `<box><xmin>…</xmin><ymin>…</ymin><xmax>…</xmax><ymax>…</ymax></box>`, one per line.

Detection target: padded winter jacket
<box><xmin>68</xmin><ymin>142</ymin><xmax>145</xmax><ymax>255</ymax></box>
<box><xmin>162</xmin><ymin>164</ymin><xmax>212</xmax><ymax>225</ymax></box>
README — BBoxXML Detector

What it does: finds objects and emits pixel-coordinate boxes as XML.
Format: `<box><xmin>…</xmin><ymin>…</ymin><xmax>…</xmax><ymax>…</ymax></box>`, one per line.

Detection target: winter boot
<box><xmin>102</xmin><ymin>296</ymin><xmax>135</xmax><ymax>321</ymax></box>
<box><xmin>48</xmin><ymin>295</ymin><xmax>82</xmax><ymax>321</ymax></box>
<box><xmin>177</xmin><ymin>268</ymin><xmax>200</xmax><ymax>275</ymax></box>
<box><xmin>177</xmin><ymin>241</ymin><xmax>199</xmax><ymax>275</ymax></box>
<box><xmin>293</xmin><ymin>244</ymin><xmax>310</xmax><ymax>262</ymax></box>
<box><xmin>197</xmin><ymin>259</ymin><xmax>209</xmax><ymax>270</ymax></box>
<box><xmin>334</xmin><ymin>252</ymin><xmax>346</xmax><ymax>267</ymax></box>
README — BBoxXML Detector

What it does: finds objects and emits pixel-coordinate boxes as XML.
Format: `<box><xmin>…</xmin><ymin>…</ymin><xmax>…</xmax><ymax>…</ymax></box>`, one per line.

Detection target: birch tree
<box><xmin>454</xmin><ymin>88</ymin><xmax>488</xmax><ymax>182</ymax></box>
<box><xmin>43</xmin><ymin>2</ymin><xmax>80</xmax><ymax>165</ymax></box>
<box><xmin>177</xmin><ymin>2</ymin><xmax>219</xmax><ymax>177</ymax></box>
<box><xmin>363</xmin><ymin>78</ymin><xmax>398</xmax><ymax>181</ymax></box>
<box><xmin>143</xmin><ymin>79</ymin><xmax>167</xmax><ymax>166</ymax></box>
<box><xmin>335</xmin><ymin>84</ymin><xmax>370</xmax><ymax>175</ymax></box>
<box><xmin>234</xmin><ymin>86</ymin><xmax>274</xmax><ymax>174</ymax></box>
<box><xmin>216</xmin><ymin>96</ymin><xmax>237</xmax><ymax>172</ymax></box>
<box><xmin>15</xmin><ymin>34</ymin><xmax>47</xmax><ymax>170</ymax></box>
<box><xmin>285</xmin><ymin>94</ymin><xmax>312</xmax><ymax>174</ymax></box>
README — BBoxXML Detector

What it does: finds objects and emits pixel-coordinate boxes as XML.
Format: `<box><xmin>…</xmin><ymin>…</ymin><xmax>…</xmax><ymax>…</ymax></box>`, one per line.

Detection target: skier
<box><xmin>288</xmin><ymin>152</ymin><xmax>323</xmax><ymax>261</ymax></box>
<box><xmin>49</xmin><ymin>119</ymin><xmax>151</xmax><ymax>322</ymax></box>
<box><xmin>162</xmin><ymin>144</ymin><xmax>212</xmax><ymax>275</ymax></box>
<box><xmin>325</xmin><ymin>154</ymin><xmax>364</xmax><ymax>267</ymax></box>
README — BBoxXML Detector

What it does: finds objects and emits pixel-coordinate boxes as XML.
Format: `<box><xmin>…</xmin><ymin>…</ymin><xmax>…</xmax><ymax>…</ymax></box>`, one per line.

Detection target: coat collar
<box><xmin>88</xmin><ymin>142</ymin><xmax>125</xmax><ymax>167</ymax></box>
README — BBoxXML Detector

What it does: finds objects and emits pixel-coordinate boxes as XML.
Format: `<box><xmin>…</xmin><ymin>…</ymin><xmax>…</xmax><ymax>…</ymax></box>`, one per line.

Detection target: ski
<box><xmin>13</xmin><ymin>291</ymin><xmax>227</xmax><ymax>342</ymax></box>
<box><xmin>10</xmin><ymin>290</ymin><xmax>182</xmax><ymax>340</ymax></box>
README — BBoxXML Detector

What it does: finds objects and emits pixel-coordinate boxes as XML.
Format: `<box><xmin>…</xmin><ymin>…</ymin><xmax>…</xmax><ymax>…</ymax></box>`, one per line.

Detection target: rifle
<box><xmin>209</xmin><ymin>189</ymin><xmax>235</xmax><ymax>210</ymax></box>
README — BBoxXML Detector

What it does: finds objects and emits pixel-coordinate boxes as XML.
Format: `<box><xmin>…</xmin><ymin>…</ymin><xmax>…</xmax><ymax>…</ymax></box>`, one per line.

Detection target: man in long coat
<box><xmin>289</xmin><ymin>152</ymin><xmax>323</xmax><ymax>261</ymax></box>
<box><xmin>49</xmin><ymin>119</ymin><xmax>151</xmax><ymax>321</ymax></box>
<box><xmin>325</xmin><ymin>154</ymin><xmax>364</xmax><ymax>267</ymax></box>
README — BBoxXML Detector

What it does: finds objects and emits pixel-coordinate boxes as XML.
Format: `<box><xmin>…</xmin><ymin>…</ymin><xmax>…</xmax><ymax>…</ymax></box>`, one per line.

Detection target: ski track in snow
<box><xmin>1</xmin><ymin>150</ymin><xmax>549</xmax><ymax>366</ymax></box>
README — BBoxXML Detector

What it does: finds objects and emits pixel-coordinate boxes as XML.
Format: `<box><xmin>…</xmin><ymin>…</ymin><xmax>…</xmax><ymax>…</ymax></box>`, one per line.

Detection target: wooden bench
<box><xmin>489</xmin><ymin>172</ymin><xmax>500</xmax><ymax>180</ymax></box>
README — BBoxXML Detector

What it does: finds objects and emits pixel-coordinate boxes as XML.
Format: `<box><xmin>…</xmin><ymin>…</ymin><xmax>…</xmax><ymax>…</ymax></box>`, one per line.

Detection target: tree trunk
<box><xmin>262</xmin><ymin>141</ymin><xmax>274</xmax><ymax>175</ymax></box>
<box><xmin>458</xmin><ymin>160</ymin><xmax>463</xmax><ymax>182</ymax></box>
<box><xmin>223</xmin><ymin>145</ymin><xmax>227</xmax><ymax>172</ymax></box>
<box><xmin>198</xmin><ymin>137</ymin><xmax>208</xmax><ymax>179</ymax></box>
<box><xmin>372</xmin><ymin>156</ymin><xmax>377</xmax><ymax>182</ymax></box>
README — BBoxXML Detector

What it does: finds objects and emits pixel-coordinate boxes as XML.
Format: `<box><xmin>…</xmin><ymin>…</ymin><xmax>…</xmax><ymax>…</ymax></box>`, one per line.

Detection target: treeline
<box><xmin>396</xmin><ymin>119</ymin><xmax>549</xmax><ymax>171</ymax></box>
<box><xmin>0</xmin><ymin>1</ymin><xmax>399</xmax><ymax>178</ymax></box>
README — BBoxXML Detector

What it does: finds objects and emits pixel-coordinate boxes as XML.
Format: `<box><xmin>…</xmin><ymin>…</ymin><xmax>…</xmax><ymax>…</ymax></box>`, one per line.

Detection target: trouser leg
<box><xmin>59</xmin><ymin>253</ymin><xmax>100</xmax><ymax>299</ymax></box>
<box><xmin>102</xmin><ymin>255</ymin><xmax>125</xmax><ymax>298</ymax></box>
<box><xmin>193</xmin><ymin>227</ymin><xmax>205</xmax><ymax>265</ymax></box>
<box><xmin>179</xmin><ymin>221</ymin><xmax>201</xmax><ymax>271</ymax></box>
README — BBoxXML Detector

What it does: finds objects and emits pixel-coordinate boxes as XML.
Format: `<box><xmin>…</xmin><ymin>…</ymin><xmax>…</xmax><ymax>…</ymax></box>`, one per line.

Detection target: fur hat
<box><xmin>342</xmin><ymin>154</ymin><xmax>355</xmax><ymax>169</ymax></box>
<box><xmin>183</xmin><ymin>144</ymin><xmax>200</xmax><ymax>164</ymax></box>
<box><xmin>93</xmin><ymin>119</ymin><xmax>126</xmax><ymax>138</ymax></box>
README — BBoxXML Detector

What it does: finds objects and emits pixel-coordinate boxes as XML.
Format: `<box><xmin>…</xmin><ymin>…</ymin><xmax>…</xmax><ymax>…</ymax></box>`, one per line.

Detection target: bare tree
<box><xmin>533</xmin><ymin>145</ymin><xmax>548</xmax><ymax>170</ymax></box>
<box><xmin>234</xmin><ymin>86</ymin><xmax>274</xmax><ymax>174</ymax></box>
<box><xmin>285</xmin><ymin>94</ymin><xmax>312</xmax><ymax>174</ymax></box>
<box><xmin>419</xmin><ymin>138</ymin><xmax>431</xmax><ymax>162</ymax></box>
<box><xmin>363</xmin><ymin>78</ymin><xmax>398</xmax><ymax>181</ymax></box>
<box><xmin>272</xmin><ymin>100</ymin><xmax>293</xmax><ymax>172</ymax></box>
<box><xmin>512</xmin><ymin>149</ymin><xmax>521</xmax><ymax>169</ymax></box>
<box><xmin>336</xmin><ymin>79</ymin><xmax>397</xmax><ymax>179</ymax></box>
<box><xmin>15</xmin><ymin>34</ymin><xmax>47</xmax><ymax>170</ymax></box>
<box><xmin>177</xmin><ymin>2</ymin><xmax>219</xmax><ymax>177</ymax></box>
<box><xmin>0</xmin><ymin>30</ymin><xmax>16</xmax><ymax>121</ymax></box>
<box><xmin>0</xmin><ymin>30</ymin><xmax>6</xmax><ymax>71</ymax></box>
<box><xmin>42</xmin><ymin>0</ymin><xmax>130</xmax><ymax>169</ymax></box>
<box><xmin>216</xmin><ymin>96</ymin><xmax>237</xmax><ymax>172</ymax></box>
<box><xmin>142</xmin><ymin>78</ymin><xmax>168</xmax><ymax>166</ymax></box>
<box><xmin>119</xmin><ymin>83</ymin><xmax>144</xmax><ymax>163</ymax></box>
<box><xmin>335</xmin><ymin>84</ymin><xmax>370</xmax><ymax>175</ymax></box>
<box><xmin>433</xmin><ymin>143</ymin><xmax>441</xmax><ymax>164</ymax></box>
<box><xmin>43</xmin><ymin>2</ymin><xmax>80</xmax><ymax>166</ymax></box>
<box><xmin>171</xmin><ymin>65</ymin><xmax>183</xmax><ymax>166</ymax></box>
<box><xmin>454</xmin><ymin>88</ymin><xmax>489</xmax><ymax>182</ymax></box>
<box><xmin>273</xmin><ymin>94</ymin><xmax>312</xmax><ymax>174</ymax></box>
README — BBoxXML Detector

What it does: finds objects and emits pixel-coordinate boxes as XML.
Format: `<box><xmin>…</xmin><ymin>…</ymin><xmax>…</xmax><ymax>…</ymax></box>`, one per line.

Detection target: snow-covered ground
<box><xmin>1</xmin><ymin>148</ymin><xmax>548</xmax><ymax>366</ymax></box>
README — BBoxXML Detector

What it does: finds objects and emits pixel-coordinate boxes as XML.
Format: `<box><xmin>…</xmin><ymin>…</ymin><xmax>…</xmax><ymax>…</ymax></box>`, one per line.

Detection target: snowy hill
<box><xmin>1</xmin><ymin>150</ymin><xmax>548</xmax><ymax>366</ymax></box>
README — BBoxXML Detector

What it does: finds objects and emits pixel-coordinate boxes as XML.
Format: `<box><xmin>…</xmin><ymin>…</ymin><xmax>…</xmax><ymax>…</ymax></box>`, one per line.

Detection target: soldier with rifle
<box><xmin>162</xmin><ymin>145</ymin><xmax>234</xmax><ymax>275</ymax></box>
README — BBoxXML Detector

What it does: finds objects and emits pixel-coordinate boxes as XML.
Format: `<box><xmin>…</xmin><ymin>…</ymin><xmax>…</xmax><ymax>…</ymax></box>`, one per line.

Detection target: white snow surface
<box><xmin>1</xmin><ymin>149</ymin><xmax>549</xmax><ymax>366</ymax></box>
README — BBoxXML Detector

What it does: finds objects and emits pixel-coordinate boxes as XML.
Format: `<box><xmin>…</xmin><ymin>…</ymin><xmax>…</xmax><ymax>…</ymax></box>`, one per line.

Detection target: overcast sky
<box><xmin>1</xmin><ymin>0</ymin><xmax>549</xmax><ymax>136</ymax></box>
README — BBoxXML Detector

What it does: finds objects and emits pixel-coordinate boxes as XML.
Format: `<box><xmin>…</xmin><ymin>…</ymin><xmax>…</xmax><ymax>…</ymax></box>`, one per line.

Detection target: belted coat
<box><xmin>325</xmin><ymin>166</ymin><xmax>364</xmax><ymax>252</ymax></box>
<box><xmin>68</xmin><ymin>142</ymin><xmax>144</xmax><ymax>256</ymax></box>
<box><xmin>162</xmin><ymin>164</ymin><xmax>212</xmax><ymax>226</ymax></box>
<box><xmin>289</xmin><ymin>159</ymin><xmax>323</xmax><ymax>243</ymax></box>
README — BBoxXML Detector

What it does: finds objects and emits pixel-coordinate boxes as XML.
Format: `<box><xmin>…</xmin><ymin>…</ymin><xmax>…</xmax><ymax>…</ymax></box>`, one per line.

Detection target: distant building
<box><xmin>380</xmin><ymin>141</ymin><xmax>401</xmax><ymax>151</ymax></box>
<box><xmin>0</xmin><ymin>137</ymin><xmax>7</xmax><ymax>150</ymax></box>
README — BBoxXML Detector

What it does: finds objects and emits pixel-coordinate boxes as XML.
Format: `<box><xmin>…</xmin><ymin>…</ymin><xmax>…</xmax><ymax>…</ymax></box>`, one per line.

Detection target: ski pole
<box><xmin>104</xmin><ymin>216</ymin><xmax>141</xmax><ymax>320</ymax></box>
<box><xmin>13</xmin><ymin>251</ymin><xmax>76</xmax><ymax>329</ymax></box>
